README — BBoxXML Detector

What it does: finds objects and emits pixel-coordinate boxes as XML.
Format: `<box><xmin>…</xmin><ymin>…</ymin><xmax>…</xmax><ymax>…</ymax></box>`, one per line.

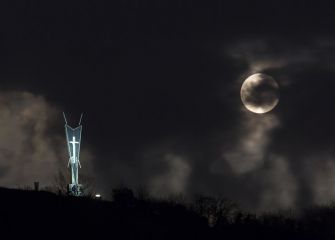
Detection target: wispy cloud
<box><xmin>223</xmin><ymin>111</ymin><xmax>280</xmax><ymax>174</ymax></box>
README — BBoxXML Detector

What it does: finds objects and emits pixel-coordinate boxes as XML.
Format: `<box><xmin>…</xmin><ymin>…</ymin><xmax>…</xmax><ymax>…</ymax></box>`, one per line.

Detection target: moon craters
<box><xmin>240</xmin><ymin>73</ymin><xmax>279</xmax><ymax>114</ymax></box>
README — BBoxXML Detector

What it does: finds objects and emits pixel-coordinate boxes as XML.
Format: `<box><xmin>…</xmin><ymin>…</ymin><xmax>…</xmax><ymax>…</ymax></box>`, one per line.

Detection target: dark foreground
<box><xmin>0</xmin><ymin>187</ymin><xmax>334</xmax><ymax>239</ymax></box>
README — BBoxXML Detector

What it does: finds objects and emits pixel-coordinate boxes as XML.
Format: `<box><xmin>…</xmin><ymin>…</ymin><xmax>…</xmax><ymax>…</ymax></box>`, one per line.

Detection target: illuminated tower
<box><xmin>63</xmin><ymin>112</ymin><xmax>83</xmax><ymax>196</ymax></box>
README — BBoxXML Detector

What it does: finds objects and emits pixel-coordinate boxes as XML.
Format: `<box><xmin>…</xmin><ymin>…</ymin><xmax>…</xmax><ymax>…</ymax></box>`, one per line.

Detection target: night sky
<box><xmin>0</xmin><ymin>1</ymin><xmax>335</xmax><ymax>211</ymax></box>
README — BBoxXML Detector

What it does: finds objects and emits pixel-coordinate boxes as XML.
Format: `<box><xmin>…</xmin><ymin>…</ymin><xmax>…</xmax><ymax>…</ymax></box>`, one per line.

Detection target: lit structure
<box><xmin>63</xmin><ymin>113</ymin><xmax>83</xmax><ymax>196</ymax></box>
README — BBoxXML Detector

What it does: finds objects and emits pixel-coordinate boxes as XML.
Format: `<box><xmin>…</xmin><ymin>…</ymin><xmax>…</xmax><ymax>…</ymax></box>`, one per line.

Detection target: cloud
<box><xmin>222</xmin><ymin>111</ymin><xmax>280</xmax><ymax>174</ymax></box>
<box><xmin>224</xmin><ymin>37</ymin><xmax>335</xmax><ymax>88</ymax></box>
<box><xmin>224</xmin><ymin>39</ymin><xmax>288</xmax><ymax>73</ymax></box>
<box><xmin>304</xmin><ymin>155</ymin><xmax>335</xmax><ymax>205</ymax></box>
<box><xmin>0</xmin><ymin>91</ymin><xmax>94</xmax><ymax>188</ymax></box>
<box><xmin>149</xmin><ymin>153</ymin><xmax>191</xmax><ymax>196</ymax></box>
<box><xmin>259</xmin><ymin>155</ymin><xmax>297</xmax><ymax>210</ymax></box>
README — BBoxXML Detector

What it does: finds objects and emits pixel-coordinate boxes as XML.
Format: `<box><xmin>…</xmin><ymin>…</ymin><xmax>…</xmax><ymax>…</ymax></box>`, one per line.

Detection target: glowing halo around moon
<box><xmin>240</xmin><ymin>73</ymin><xmax>279</xmax><ymax>114</ymax></box>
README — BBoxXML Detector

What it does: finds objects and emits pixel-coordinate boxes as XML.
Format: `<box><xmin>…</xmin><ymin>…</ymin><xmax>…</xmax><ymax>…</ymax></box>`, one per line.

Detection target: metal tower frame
<box><xmin>63</xmin><ymin>112</ymin><xmax>84</xmax><ymax>196</ymax></box>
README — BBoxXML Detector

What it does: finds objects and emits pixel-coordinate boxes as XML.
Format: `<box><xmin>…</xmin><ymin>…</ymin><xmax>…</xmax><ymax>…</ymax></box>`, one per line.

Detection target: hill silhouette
<box><xmin>0</xmin><ymin>187</ymin><xmax>334</xmax><ymax>239</ymax></box>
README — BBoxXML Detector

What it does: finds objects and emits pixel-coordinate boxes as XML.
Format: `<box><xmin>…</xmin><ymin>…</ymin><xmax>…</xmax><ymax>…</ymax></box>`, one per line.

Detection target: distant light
<box><xmin>95</xmin><ymin>194</ymin><xmax>101</xmax><ymax>198</ymax></box>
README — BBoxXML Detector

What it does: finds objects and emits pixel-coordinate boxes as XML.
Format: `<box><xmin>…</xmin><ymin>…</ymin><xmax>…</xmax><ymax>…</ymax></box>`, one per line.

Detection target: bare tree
<box><xmin>193</xmin><ymin>195</ymin><xmax>239</xmax><ymax>227</ymax></box>
<box><xmin>52</xmin><ymin>169</ymin><xmax>70</xmax><ymax>195</ymax></box>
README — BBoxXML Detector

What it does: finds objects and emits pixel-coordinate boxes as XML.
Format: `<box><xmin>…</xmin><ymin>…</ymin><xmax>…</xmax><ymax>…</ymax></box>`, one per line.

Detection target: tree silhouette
<box><xmin>193</xmin><ymin>195</ymin><xmax>239</xmax><ymax>227</ymax></box>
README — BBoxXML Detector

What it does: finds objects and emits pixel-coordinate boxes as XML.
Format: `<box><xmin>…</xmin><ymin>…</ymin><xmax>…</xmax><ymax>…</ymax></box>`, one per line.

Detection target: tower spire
<box><xmin>64</xmin><ymin>113</ymin><xmax>83</xmax><ymax>196</ymax></box>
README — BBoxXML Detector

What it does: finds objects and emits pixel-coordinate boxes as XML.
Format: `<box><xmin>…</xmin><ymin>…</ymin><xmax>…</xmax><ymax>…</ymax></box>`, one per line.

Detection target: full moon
<box><xmin>240</xmin><ymin>73</ymin><xmax>279</xmax><ymax>114</ymax></box>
